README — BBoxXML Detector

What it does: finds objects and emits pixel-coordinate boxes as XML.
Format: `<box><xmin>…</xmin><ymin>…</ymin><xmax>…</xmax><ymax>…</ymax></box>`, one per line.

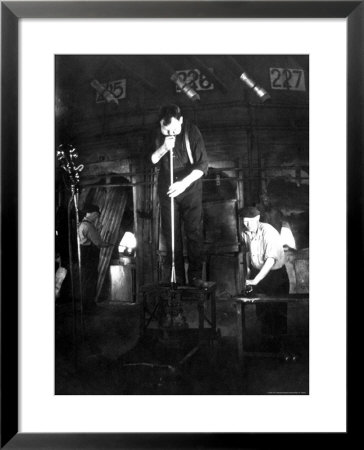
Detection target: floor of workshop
<box><xmin>55</xmin><ymin>298</ymin><xmax>309</xmax><ymax>395</ymax></box>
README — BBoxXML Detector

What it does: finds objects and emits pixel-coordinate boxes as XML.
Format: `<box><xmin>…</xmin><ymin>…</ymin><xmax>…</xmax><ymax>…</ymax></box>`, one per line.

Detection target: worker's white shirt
<box><xmin>78</xmin><ymin>219</ymin><xmax>103</xmax><ymax>247</ymax></box>
<box><xmin>241</xmin><ymin>222</ymin><xmax>286</xmax><ymax>270</ymax></box>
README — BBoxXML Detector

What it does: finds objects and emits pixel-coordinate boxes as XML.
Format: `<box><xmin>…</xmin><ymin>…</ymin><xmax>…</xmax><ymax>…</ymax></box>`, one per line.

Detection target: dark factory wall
<box><xmin>55</xmin><ymin>55</ymin><xmax>309</xmax><ymax>297</ymax></box>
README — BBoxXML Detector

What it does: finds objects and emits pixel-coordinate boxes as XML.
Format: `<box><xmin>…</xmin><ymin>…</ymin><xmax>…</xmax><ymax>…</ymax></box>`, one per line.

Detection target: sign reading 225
<box><xmin>96</xmin><ymin>79</ymin><xmax>126</xmax><ymax>103</ymax></box>
<box><xmin>269</xmin><ymin>68</ymin><xmax>306</xmax><ymax>91</ymax></box>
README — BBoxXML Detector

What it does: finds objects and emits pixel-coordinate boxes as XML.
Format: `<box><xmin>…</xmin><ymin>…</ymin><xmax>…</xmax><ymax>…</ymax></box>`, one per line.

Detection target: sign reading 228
<box><xmin>269</xmin><ymin>68</ymin><xmax>306</xmax><ymax>91</ymax></box>
<box><xmin>175</xmin><ymin>69</ymin><xmax>214</xmax><ymax>91</ymax></box>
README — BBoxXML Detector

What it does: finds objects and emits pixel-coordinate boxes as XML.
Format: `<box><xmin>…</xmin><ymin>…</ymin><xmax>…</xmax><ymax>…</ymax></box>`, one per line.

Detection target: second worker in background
<box><xmin>239</xmin><ymin>206</ymin><xmax>289</xmax><ymax>347</ymax></box>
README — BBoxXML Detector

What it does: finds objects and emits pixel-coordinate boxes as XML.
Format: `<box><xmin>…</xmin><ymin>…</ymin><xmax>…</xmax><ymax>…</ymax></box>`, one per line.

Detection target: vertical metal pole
<box><xmin>169</xmin><ymin>149</ymin><xmax>177</xmax><ymax>285</ymax></box>
<box><xmin>73</xmin><ymin>190</ymin><xmax>84</xmax><ymax>336</ymax></box>
<box><xmin>67</xmin><ymin>197</ymin><xmax>78</xmax><ymax>368</ymax></box>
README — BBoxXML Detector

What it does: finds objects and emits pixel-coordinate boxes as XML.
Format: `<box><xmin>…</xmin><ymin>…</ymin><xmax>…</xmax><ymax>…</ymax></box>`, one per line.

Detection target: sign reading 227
<box><xmin>269</xmin><ymin>68</ymin><xmax>306</xmax><ymax>91</ymax></box>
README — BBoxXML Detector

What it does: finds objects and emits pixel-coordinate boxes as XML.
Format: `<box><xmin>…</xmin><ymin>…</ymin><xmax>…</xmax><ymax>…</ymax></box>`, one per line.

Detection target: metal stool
<box><xmin>140</xmin><ymin>282</ymin><xmax>218</xmax><ymax>365</ymax></box>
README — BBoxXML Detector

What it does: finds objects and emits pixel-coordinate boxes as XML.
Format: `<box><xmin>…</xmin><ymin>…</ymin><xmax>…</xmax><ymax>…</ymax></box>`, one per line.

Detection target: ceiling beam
<box><xmin>189</xmin><ymin>56</ymin><xmax>228</xmax><ymax>94</ymax></box>
<box><xmin>111</xmin><ymin>56</ymin><xmax>158</xmax><ymax>93</ymax></box>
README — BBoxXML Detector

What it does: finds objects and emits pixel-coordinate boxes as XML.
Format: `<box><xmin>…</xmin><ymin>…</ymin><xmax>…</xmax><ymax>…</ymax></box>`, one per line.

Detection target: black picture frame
<box><xmin>1</xmin><ymin>1</ymin><xmax>360</xmax><ymax>448</ymax></box>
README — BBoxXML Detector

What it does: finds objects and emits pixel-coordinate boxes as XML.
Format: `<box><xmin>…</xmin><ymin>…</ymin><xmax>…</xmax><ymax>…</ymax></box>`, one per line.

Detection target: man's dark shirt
<box><xmin>152</xmin><ymin>120</ymin><xmax>208</xmax><ymax>193</ymax></box>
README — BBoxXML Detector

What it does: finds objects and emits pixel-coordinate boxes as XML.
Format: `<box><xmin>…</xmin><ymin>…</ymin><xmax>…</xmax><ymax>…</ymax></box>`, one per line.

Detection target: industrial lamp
<box><xmin>240</xmin><ymin>72</ymin><xmax>271</xmax><ymax>103</ymax></box>
<box><xmin>170</xmin><ymin>72</ymin><xmax>200</xmax><ymax>102</ymax></box>
<box><xmin>90</xmin><ymin>79</ymin><xmax>119</xmax><ymax>105</ymax></box>
<box><xmin>119</xmin><ymin>232</ymin><xmax>137</xmax><ymax>255</ymax></box>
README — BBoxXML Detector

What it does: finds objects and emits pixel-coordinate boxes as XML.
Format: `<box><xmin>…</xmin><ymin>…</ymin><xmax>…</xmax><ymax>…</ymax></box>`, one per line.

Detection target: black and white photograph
<box><xmin>55</xmin><ymin>54</ymin><xmax>309</xmax><ymax>395</ymax></box>
<box><xmin>1</xmin><ymin>0</ymin><xmax>355</xmax><ymax>444</ymax></box>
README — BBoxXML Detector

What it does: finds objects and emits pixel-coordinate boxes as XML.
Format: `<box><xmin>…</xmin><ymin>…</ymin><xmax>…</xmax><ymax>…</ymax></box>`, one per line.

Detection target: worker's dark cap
<box><xmin>238</xmin><ymin>206</ymin><xmax>260</xmax><ymax>218</ymax></box>
<box><xmin>83</xmin><ymin>204</ymin><xmax>100</xmax><ymax>214</ymax></box>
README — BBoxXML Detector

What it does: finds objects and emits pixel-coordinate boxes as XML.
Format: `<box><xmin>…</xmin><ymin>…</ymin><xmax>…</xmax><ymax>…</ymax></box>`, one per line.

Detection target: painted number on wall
<box><xmin>269</xmin><ymin>68</ymin><xmax>306</xmax><ymax>91</ymax></box>
<box><xmin>175</xmin><ymin>69</ymin><xmax>214</xmax><ymax>91</ymax></box>
<box><xmin>96</xmin><ymin>79</ymin><xmax>126</xmax><ymax>103</ymax></box>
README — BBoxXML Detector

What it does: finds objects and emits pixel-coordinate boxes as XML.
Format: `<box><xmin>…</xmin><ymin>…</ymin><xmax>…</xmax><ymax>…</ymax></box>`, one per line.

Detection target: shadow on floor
<box><xmin>55</xmin><ymin>300</ymin><xmax>308</xmax><ymax>395</ymax></box>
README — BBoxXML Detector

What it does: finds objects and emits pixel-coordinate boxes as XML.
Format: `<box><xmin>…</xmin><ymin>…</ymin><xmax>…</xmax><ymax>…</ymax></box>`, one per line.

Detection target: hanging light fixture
<box><xmin>90</xmin><ymin>79</ymin><xmax>119</xmax><ymax>105</ymax></box>
<box><xmin>240</xmin><ymin>72</ymin><xmax>271</xmax><ymax>103</ymax></box>
<box><xmin>170</xmin><ymin>72</ymin><xmax>200</xmax><ymax>102</ymax></box>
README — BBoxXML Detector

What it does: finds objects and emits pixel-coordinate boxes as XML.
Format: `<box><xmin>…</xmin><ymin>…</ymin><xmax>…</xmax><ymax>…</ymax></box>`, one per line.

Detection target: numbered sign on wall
<box><xmin>269</xmin><ymin>68</ymin><xmax>306</xmax><ymax>91</ymax></box>
<box><xmin>96</xmin><ymin>79</ymin><xmax>126</xmax><ymax>103</ymax></box>
<box><xmin>175</xmin><ymin>69</ymin><xmax>214</xmax><ymax>92</ymax></box>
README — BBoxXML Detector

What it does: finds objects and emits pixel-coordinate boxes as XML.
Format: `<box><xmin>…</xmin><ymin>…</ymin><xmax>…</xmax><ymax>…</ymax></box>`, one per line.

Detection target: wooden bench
<box><xmin>234</xmin><ymin>293</ymin><xmax>309</xmax><ymax>365</ymax></box>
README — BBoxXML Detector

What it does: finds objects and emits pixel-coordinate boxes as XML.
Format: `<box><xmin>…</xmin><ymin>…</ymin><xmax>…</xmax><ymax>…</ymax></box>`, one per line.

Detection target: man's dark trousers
<box><xmin>159</xmin><ymin>180</ymin><xmax>203</xmax><ymax>284</ymax></box>
<box><xmin>251</xmin><ymin>265</ymin><xmax>290</xmax><ymax>336</ymax></box>
<box><xmin>80</xmin><ymin>244</ymin><xmax>100</xmax><ymax>307</ymax></box>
